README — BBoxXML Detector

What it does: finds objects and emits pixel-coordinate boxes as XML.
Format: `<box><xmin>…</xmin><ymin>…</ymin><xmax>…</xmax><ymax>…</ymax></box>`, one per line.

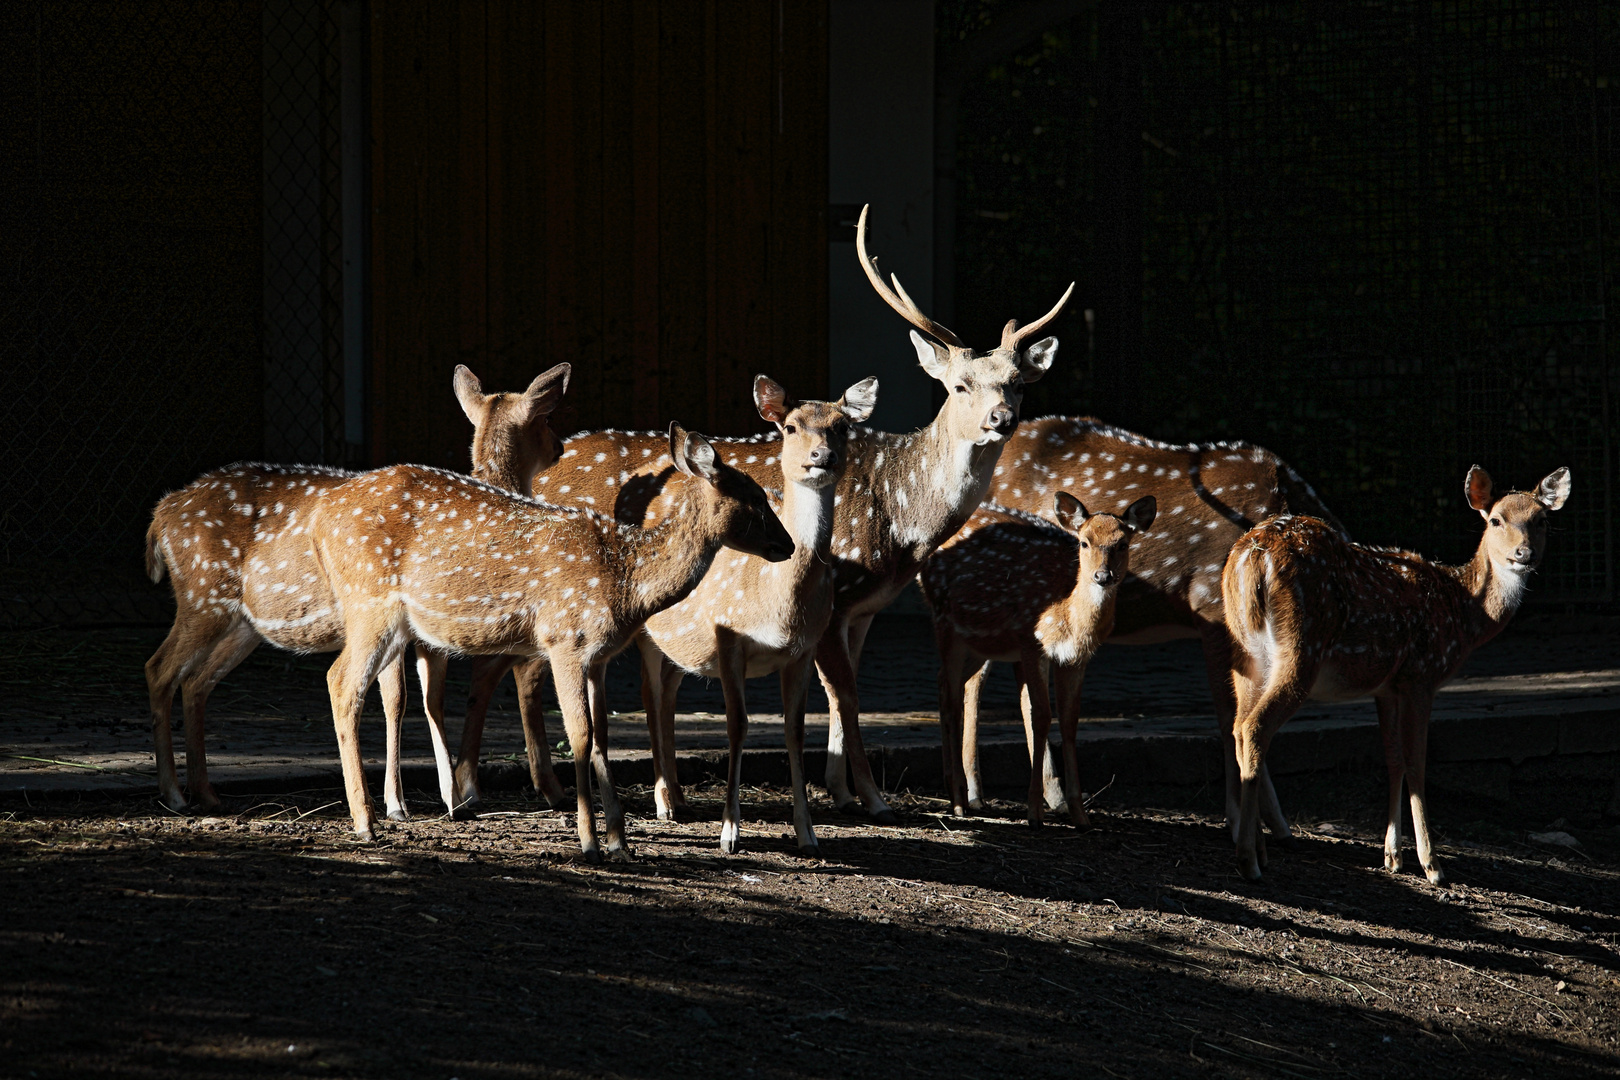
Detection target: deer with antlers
<box><xmin>448</xmin><ymin>205</ymin><xmax>1071</xmax><ymax>829</ymax></box>
<box><xmin>307</xmin><ymin>425</ymin><xmax>794</xmax><ymax>858</ymax></box>
<box><xmin>954</xmin><ymin>418</ymin><xmax>1343</xmax><ymax>839</ymax></box>
<box><xmin>922</xmin><ymin>493</ymin><xmax>1155</xmax><ymax>825</ymax></box>
<box><xmin>144</xmin><ymin>363</ymin><xmax>570</xmax><ymax>819</ymax></box>
<box><xmin>1222</xmin><ymin>465</ymin><xmax>1571</xmax><ymax>882</ymax></box>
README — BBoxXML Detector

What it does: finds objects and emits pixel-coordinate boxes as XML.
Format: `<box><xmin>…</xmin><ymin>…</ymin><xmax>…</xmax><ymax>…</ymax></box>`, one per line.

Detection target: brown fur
<box><xmin>1221</xmin><ymin>465</ymin><xmax>1570</xmax><ymax>883</ymax></box>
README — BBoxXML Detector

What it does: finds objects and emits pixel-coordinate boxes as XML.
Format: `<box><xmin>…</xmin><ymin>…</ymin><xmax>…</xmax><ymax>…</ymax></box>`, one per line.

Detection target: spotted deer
<box><xmin>1222</xmin><ymin>465</ymin><xmax>1571</xmax><ymax>883</ymax></box>
<box><xmin>143</xmin><ymin>363</ymin><xmax>571</xmax><ymax>819</ymax></box>
<box><xmin>957</xmin><ymin>417</ymin><xmax>1344</xmax><ymax>837</ymax></box>
<box><xmin>630</xmin><ymin>375</ymin><xmax>878</xmax><ymax>856</ymax></box>
<box><xmin>307</xmin><ymin>425</ymin><xmax>793</xmax><ymax>858</ymax></box>
<box><xmin>450</xmin><ymin>205</ymin><xmax>1071</xmax><ymax>826</ymax></box>
<box><xmin>922</xmin><ymin>494</ymin><xmax>1155</xmax><ymax>825</ymax></box>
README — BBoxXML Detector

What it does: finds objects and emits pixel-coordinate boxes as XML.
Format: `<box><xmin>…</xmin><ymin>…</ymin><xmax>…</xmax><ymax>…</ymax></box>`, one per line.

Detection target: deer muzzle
<box><xmin>806</xmin><ymin>444</ymin><xmax>838</xmax><ymax>470</ymax></box>
<box><xmin>1092</xmin><ymin>569</ymin><xmax>1117</xmax><ymax>586</ymax></box>
<box><xmin>984</xmin><ymin>404</ymin><xmax>1018</xmax><ymax>437</ymax></box>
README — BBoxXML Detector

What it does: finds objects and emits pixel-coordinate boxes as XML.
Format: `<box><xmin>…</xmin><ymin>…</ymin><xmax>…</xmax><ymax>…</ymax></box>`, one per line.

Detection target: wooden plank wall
<box><xmin>369</xmin><ymin>0</ymin><xmax>829</xmax><ymax>472</ymax></box>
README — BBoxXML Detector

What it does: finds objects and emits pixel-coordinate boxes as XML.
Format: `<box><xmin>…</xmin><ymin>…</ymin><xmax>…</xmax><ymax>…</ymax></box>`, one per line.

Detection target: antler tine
<box><xmin>855</xmin><ymin>205</ymin><xmax>965</xmax><ymax>348</ymax></box>
<box><xmin>1001</xmin><ymin>281</ymin><xmax>1076</xmax><ymax>353</ymax></box>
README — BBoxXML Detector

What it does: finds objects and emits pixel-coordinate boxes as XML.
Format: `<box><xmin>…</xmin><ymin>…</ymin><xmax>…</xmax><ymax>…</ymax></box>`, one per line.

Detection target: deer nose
<box><xmin>807</xmin><ymin>444</ymin><xmax>837</xmax><ymax>469</ymax></box>
<box><xmin>1514</xmin><ymin>545</ymin><xmax>1533</xmax><ymax>562</ymax></box>
<box><xmin>1092</xmin><ymin>569</ymin><xmax>1116</xmax><ymax>586</ymax></box>
<box><xmin>985</xmin><ymin>404</ymin><xmax>1017</xmax><ymax>434</ymax></box>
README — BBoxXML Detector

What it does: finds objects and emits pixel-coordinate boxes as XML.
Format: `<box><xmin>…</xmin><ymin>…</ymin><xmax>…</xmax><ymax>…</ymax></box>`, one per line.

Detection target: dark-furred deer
<box><xmin>922</xmin><ymin>494</ymin><xmax>1155</xmax><ymax>825</ymax></box>
<box><xmin>451</xmin><ymin>205</ymin><xmax>1072</xmax><ymax>825</ymax></box>
<box><xmin>958</xmin><ymin>417</ymin><xmax>1344</xmax><ymax>837</ymax></box>
<box><xmin>1222</xmin><ymin>465</ymin><xmax>1570</xmax><ymax>882</ymax></box>
<box><xmin>144</xmin><ymin>364</ymin><xmax>570</xmax><ymax>818</ymax></box>
<box><xmin>307</xmin><ymin>425</ymin><xmax>793</xmax><ymax>858</ymax></box>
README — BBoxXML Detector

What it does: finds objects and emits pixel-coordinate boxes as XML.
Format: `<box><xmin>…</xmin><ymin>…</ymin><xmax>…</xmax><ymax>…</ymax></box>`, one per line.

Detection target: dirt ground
<box><xmin>3</xmin><ymin>772</ymin><xmax>1618</xmax><ymax>1079</ymax></box>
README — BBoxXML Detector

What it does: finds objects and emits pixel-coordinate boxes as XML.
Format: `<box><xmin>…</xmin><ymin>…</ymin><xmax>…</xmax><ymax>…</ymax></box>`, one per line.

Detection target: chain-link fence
<box><xmin>0</xmin><ymin>1</ymin><xmax>356</xmax><ymax>628</ymax></box>
<box><xmin>951</xmin><ymin>0</ymin><xmax>1616</xmax><ymax>602</ymax></box>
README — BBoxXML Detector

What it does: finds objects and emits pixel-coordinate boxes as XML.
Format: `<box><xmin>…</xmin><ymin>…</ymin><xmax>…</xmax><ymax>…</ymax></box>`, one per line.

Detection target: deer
<box><xmin>447</xmin><ymin>204</ymin><xmax>1072</xmax><ymax>828</ymax></box>
<box><xmin>143</xmin><ymin>363</ymin><xmax>570</xmax><ymax>820</ymax></box>
<box><xmin>953</xmin><ymin>417</ymin><xmax>1344</xmax><ymax>841</ymax></box>
<box><xmin>306</xmin><ymin>424</ymin><xmax>795</xmax><ymax>859</ymax></box>
<box><xmin>922</xmin><ymin>493</ymin><xmax>1156</xmax><ymax>825</ymax></box>
<box><xmin>629</xmin><ymin>375</ymin><xmax>878</xmax><ymax>856</ymax></box>
<box><xmin>1222</xmin><ymin>465</ymin><xmax>1571</xmax><ymax>883</ymax></box>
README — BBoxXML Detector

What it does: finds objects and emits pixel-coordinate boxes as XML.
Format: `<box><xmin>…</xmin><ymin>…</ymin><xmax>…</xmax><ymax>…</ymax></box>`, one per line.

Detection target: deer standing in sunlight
<box><xmin>448</xmin><ymin>205</ymin><xmax>1072</xmax><ymax>830</ymax></box>
<box><xmin>955</xmin><ymin>418</ymin><xmax>1344</xmax><ymax>842</ymax></box>
<box><xmin>144</xmin><ymin>364</ymin><xmax>570</xmax><ymax>819</ymax></box>
<box><xmin>922</xmin><ymin>494</ymin><xmax>1155</xmax><ymax>825</ymax></box>
<box><xmin>307</xmin><ymin>425</ymin><xmax>793</xmax><ymax>859</ymax></box>
<box><xmin>1222</xmin><ymin>465</ymin><xmax>1571</xmax><ymax>882</ymax></box>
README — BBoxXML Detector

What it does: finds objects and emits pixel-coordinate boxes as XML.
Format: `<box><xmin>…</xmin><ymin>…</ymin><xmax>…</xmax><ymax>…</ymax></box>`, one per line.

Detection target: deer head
<box><xmin>754</xmin><ymin>374</ymin><xmax>879</xmax><ymax>489</ymax></box>
<box><xmin>1465</xmin><ymin>464</ymin><xmax>1571</xmax><ymax>577</ymax></box>
<box><xmin>1054</xmin><ymin>492</ymin><xmax>1157</xmax><ymax>589</ymax></box>
<box><xmin>856</xmin><ymin>205</ymin><xmax>1070</xmax><ymax>446</ymax></box>
<box><xmin>668</xmin><ymin>422</ymin><xmax>795</xmax><ymax>563</ymax></box>
<box><xmin>455</xmin><ymin>363</ymin><xmax>572</xmax><ymax>493</ymax></box>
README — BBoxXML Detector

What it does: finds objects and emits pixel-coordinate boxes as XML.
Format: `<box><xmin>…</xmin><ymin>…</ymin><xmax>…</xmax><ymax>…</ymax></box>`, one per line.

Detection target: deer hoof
<box><xmin>386</xmin><ymin>808</ymin><xmax>411</xmax><ymax>823</ymax></box>
<box><xmin>538</xmin><ymin>779</ymin><xmax>567</xmax><ymax>808</ymax></box>
<box><xmin>606</xmin><ymin>846</ymin><xmax>633</xmax><ymax>864</ymax></box>
<box><xmin>1027</xmin><ymin>816</ymin><xmax>1043</xmax><ymax>830</ymax></box>
<box><xmin>797</xmin><ymin>843</ymin><xmax>823</xmax><ymax>860</ymax></box>
<box><xmin>1237</xmin><ymin>854</ymin><xmax>1263</xmax><ymax>881</ymax></box>
<box><xmin>1384</xmin><ymin>850</ymin><xmax>1404</xmax><ymax>874</ymax></box>
<box><xmin>871</xmin><ymin>809</ymin><xmax>901</xmax><ymax>827</ymax></box>
<box><xmin>719</xmin><ymin>833</ymin><xmax>740</xmax><ymax>856</ymax></box>
<box><xmin>580</xmin><ymin>848</ymin><xmax>604</xmax><ymax>865</ymax></box>
<box><xmin>354</xmin><ymin>827</ymin><xmax>375</xmax><ymax>844</ymax></box>
<box><xmin>450</xmin><ymin>801</ymin><xmax>479</xmax><ymax>822</ymax></box>
<box><xmin>1069</xmin><ymin>808</ymin><xmax>1091</xmax><ymax>829</ymax></box>
<box><xmin>1424</xmin><ymin>863</ymin><xmax>1445</xmax><ymax>886</ymax></box>
<box><xmin>835</xmin><ymin>800</ymin><xmax>868</xmax><ymax>819</ymax></box>
<box><xmin>966</xmin><ymin>797</ymin><xmax>984</xmax><ymax>811</ymax></box>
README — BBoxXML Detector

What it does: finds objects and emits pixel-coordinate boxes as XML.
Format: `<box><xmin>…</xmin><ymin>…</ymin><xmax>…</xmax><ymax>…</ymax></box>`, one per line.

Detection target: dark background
<box><xmin>1</xmin><ymin>0</ymin><xmax>1615</xmax><ymax>627</ymax></box>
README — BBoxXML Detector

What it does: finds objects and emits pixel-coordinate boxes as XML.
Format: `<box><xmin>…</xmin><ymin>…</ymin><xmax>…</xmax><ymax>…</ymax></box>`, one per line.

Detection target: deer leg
<box><xmin>1019</xmin><ymin>658</ymin><xmax>1066</xmax><ymax>813</ymax></box>
<box><xmin>780</xmin><ymin>653</ymin><xmax>821</xmax><ymax>856</ymax></box>
<box><xmin>1400</xmin><ymin>695</ymin><xmax>1443</xmax><ymax>885</ymax></box>
<box><xmin>1376</xmin><ymin>695</ymin><xmax>1407</xmax><ymax>874</ymax></box>
<box><xmin>637</xmin><ymin>636</ymin><xmax>691</xmax><ymax>822</ymax></box>
<box><xmin>961</xmin><ymin>660</ymin><xmax>992</xmax><ymax>810</ymax></box>
<box><xmin>1019</xmin><ymin>648</ymin><xmax>1056</xmax><ymax>827</ymax></box>
<box><xmin>453</xmin><ymin>654</ymin><xmax>517</xmax><ymax>818</ymax></box>
<box><xmin>327</xmin><ymin>631</ymin><xmax>402</xmax><ymax>843</ymax></box>
<box><xmin>414</xmin><ymin>647</ymin><xmax>455</xmax><ymax>814</ymax></box>
<box><xmin>816</xmin><ymin>620</ymin><xmax>898</xmax><ymax>825</ymax></box>
<box><xmin>1055</xmin><ymin>661</ymin><xmax>1090</xmax><ymax>827</ymax></box>
<box><xmin>549</xmin><ymin>658</ymin><xmax>604</xmax><ymax>862</ymax></box>
<box><xmin>1232</xmin><ymin>680</ymin><xmax>1307</xmax><ymax>881</ymax></box>
<box><xmin>1204</xmin><ymin>624</ymin><xmax>1291</xmax><ymax>845</ymax></box>
<box><xmin>145</xmin><ymin>621</ymin><xmax>196</xmax><ymax>813</ymax></box>
<box><xmin>514</xmin><ymin>657</ymin><xmax>566</xmax><ymax>807</ymax></box>
<box><xmin>933</xmin><ymin>628</ymin><xmax>972</xmax><ymax>818</ymax></box>
<box><xmin>378</xmin><ymin>656</ymin><xmax>410</xmax><ymax>821</ymax></box>
<box><xmin>588</xmin><ymin>662</ymin><xmax>630</xmax><ymax>861</ymax></box>
<box><xmin>715</xmin><ymin>630</ymin><xmax>750</xmax><ymax>855</ymax></box>
<box><xmin>177</xmin><ymin>621</ymin><xmax>260</xmax><ymax>812</ymax></box>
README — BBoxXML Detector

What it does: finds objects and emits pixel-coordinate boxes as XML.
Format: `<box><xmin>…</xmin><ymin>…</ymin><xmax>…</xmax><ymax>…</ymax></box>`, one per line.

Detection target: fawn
<box><xmin>634</xmin><ymin>375</ymin><xmax>877</xmax><ymax>856</ymax></box>
<box><xmin>922</xmin><ymin>494</ymin><xmax>1155</xmax><ymax>824</ymax></box>
<box><xmin>451</xmin><ymin>204</ymin><xmax>1071</xmax><ymax>825</ymax></box>
<box><xmin>307</xmin><ymin>424</ymin><xmax>793</xmax><ymax>859</ymax></box>
<box><xmin>959</xmin><ymin>417</ymin><xmax>1343</xmax><ymax>840</ymax></box>
<box><xmin>1222</xmin><ymin>465</ymin><xmax>1571</xmax><ymax>882</ymax></box>
<box><xmin>144</xmin><ymin>363</ymin><xmax>569</xmax><ymax>818</ymax></box>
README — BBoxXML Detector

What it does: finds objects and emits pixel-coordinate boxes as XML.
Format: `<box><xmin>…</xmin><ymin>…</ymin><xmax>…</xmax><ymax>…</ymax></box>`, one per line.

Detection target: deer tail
<box><xmin>1222</xmin><ymin>540</ymin><xmax>1272</xmax><ymax>648</ymax></box>
<box><xmin>145</xmin><ymin>518</ymin><xmax>167</xmax><ymax>584</ymax></box>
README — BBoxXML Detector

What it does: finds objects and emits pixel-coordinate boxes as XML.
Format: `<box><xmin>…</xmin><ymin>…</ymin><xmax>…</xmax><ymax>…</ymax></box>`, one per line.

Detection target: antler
<box><xmin>1000</xmin><ymin>281</ymin><xmax>1075</xmax><ymax>354</ymax></box>
<box><xmin>855</xmin><ymin>205</ymin><xmax>966</xmax><ymax>348</ymax></box>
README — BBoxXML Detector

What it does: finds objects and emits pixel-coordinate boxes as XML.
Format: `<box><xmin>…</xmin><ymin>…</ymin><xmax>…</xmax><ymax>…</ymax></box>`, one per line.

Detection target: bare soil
<box><xmin>3</xmin><ymin>777</ymin><xmax>1618</xmax><ymax>1079</ymax></box>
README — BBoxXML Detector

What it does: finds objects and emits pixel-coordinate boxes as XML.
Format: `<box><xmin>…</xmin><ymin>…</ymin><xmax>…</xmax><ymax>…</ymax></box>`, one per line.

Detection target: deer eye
<box><xmin>954</xmin><ymin>385</ymin><xmax>968</xmax><ymax>394</ymax></box>
<box><xmin>1490</xmin><ymin>517</ymin><xmax>1501</xmax><ymax>527</ymax></box>
<box><xmin>1079</xmin><ymin>540</ymin><xmax>1089</xmax><ymax>549</ymax></box>
<box><xmin>784</xmin><ymin>424</ymin><xmax>797</xmax><ymax>435</ymax></box>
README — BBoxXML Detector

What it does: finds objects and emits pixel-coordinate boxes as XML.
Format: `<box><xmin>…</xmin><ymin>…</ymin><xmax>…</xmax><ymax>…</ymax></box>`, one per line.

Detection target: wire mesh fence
<box><xmin>951</xmin><ymin>0</ymin><xmax>1617</xmax><ymax>601</ymax></box>
<box><xmin>0</xmin><ymin>0</ymin><xmax>353</xmax><ymax>628</ymax></box>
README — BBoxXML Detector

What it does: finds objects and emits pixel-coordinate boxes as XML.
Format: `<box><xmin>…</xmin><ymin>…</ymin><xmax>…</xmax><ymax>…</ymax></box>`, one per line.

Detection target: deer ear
<box><xmin>520</xmin><ymin>363</ymin><xmax>571</xmax><ymax>422</ymax></box>
<box><xmin>1019</xmin><ymin>337</ymin><xmax>1058</xmax><ymax>383</ymax></box>
<box><xmin>1124</xmin><ymin>494</ymin><xmax>1157</xmax><ymax>533</ymax></box>
<box><xmin>670</xmin><ymin>424</ymin><xmax>720</xmax><ymax>482</ymax></box>
<box><xmin>1536</xmin><ymin>467</ymin><xmax>1571</xmax><ymax>511</ymax></box>
<box><xmin>453</xmin><ymin>365</ymin><xmax>486</xmax><ymax>424</ymax></box>
<box><xmin>1465</xmin><ymin>465</ymin><xmax>1494</xmax><ymax>515</ymax></box>
<box><xmin>911</xmin><ymin>330</ymin><xmax>949</xmax><ymax>381</ymax></box>
<box><xmin>754</xmin><ymin>375</ymin><xmax>791</xmax><ymax>425</ymax></box>
<box><xmin>839</xmin><ymin>377</ymin><xmax>879</xmax><ymax>423</ymax></box>
<box><xmin>1053</xmin><ymin>491</ymin><xmax>1088</xmax><ymax>531</ymax></box>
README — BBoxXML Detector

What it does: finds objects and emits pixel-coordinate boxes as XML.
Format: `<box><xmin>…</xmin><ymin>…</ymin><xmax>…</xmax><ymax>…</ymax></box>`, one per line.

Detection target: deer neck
<box><xmin>470</xmin><ymin>453</ymin><xmax>529</xmax><ymax>496</ymax></box>
<box><xmin>1455</xmin><ymin>537</ymin><xmax>1528</xmax><ymax>634</ymax></box>
<box><xmin>617</xmin><ymin>488</ymin><xmax>727</xmax><ymax>626</ymax></box>
<box><xmin>784</xmin><ymin>476</ymin><xmax>835</xmax><ymax>558</ymax></box>
<box><xmin>882</xmin><ymin>414</ymin><xmax>1007</xmax><ymax>547</ymax></box>
<box><xmin>1046</xmin><ymin>579</ymin><xmax>1117</xmax><ymax>661</ymax></box>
